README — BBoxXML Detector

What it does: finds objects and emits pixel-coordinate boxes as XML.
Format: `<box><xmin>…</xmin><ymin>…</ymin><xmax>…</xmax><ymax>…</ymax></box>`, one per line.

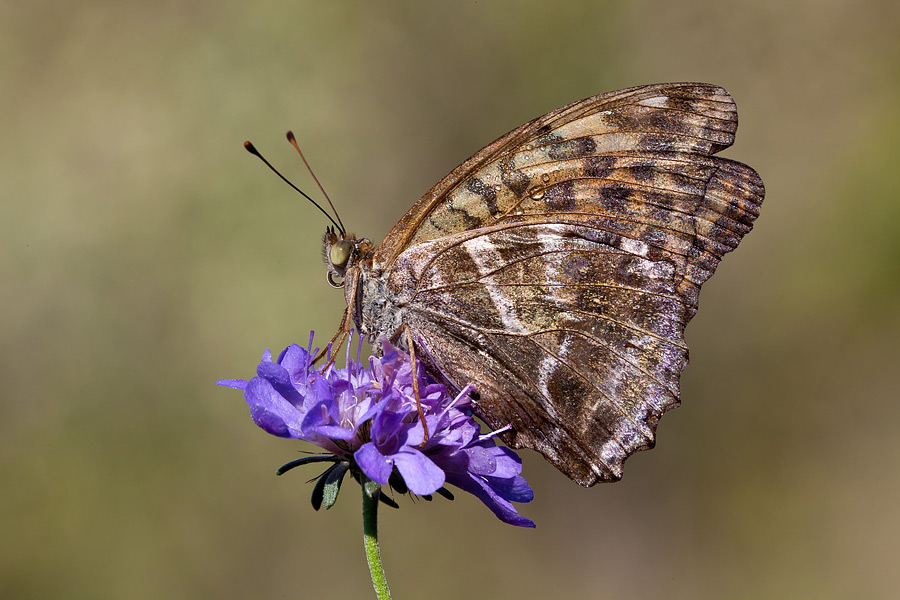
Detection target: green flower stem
<box><xmin>362</xmin><ymin>479</ymin><xmax>392</xmax><ymax>600</ymax></box>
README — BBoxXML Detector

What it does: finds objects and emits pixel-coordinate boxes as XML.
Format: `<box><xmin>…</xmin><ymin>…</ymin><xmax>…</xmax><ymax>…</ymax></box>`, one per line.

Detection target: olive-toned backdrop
<box><xmin>3</xmin><ymin>2</ymin><xmax>898</xmax><ymax>598</ymax></box>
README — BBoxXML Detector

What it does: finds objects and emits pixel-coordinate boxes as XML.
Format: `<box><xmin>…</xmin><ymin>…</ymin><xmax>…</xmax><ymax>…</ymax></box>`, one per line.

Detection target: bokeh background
<box><xmin>3</xmin><ymin>1</ymin><xmax>899</xmax><ymax>598</ymax></box>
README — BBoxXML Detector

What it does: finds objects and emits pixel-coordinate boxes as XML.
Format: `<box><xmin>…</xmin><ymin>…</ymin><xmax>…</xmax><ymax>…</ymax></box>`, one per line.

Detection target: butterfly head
<box><xmin>323</xmin><ymin>226</ymin><xmax>372</xmax><ymax>288</ymax></box>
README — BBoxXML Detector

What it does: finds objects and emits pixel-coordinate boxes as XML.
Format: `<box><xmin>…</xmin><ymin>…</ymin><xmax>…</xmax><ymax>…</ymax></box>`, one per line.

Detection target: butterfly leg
<box><xmin>313</xmin><ymin>307</ymin><xmax>353</xmax><ymax>369</ymax></box>
<box><xmin>390</xmin><ymin>324</ymin><xmax>430</xmax><ymax>446</ymax></box>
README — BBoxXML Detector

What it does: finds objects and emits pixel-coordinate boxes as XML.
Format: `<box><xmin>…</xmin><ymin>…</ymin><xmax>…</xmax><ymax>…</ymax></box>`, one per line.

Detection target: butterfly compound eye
<box><xmin>330</xmin><ymin>240</ymin><xmax>353</xmax><ymax>268</ymax></box>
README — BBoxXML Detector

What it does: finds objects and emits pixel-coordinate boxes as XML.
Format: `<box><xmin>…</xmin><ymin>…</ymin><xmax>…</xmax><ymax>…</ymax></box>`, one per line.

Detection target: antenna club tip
<box><xmin>243</xmin><ymin>141</ymin><xmax>259</xmax><ymax>155</ymax></box>
<box><xmin>286</xmin><ymin>131</ymin><xmax>296</xmax><ymax>142</ymax></box>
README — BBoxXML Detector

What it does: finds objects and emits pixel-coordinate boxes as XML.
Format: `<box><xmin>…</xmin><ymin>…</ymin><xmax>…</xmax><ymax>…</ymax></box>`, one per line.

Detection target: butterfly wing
<box><xmin>374</xmin><ymin>82</ymin><xmax>743</xmax><ymax>267</ymax></box>
<box><xmin>367</xmin><ymin>83</ymin><xmax>764</xmax><ymax>486</ymax></box>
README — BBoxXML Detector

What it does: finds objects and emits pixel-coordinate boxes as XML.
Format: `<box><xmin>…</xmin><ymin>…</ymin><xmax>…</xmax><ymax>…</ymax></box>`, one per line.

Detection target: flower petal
<box><xmin>483</xmin><ymin>474</ymin><xmax>534</xmax><ymax>503</ymax></box>
<box><xmin>301</xmin><ymin>400</ymin><xmax>357</xmax><ymax>441</ymax></box>
<box><xmin>277</xmin><ymin>344</ymin><xmax>312</xmax><ymax>377</ymax></box>
<box><xmin>370</xmin><ymin>408</ymin><xmax>408</xmax><ymax>453</ymax></box>
<box><xmin>216</xmin><ymin>378</ymin><xmax>247</xmax><ymax>390</ymax></box>
<box><xmin>354</xmin><ymin>442</ymin><xmax>393</xmax><ymax>485</ymax></box>
<box><xmin>256</xmin><ymin>358</ymin><xmax>305</xmax><ymax>409</ymax></box>
<box><xmin>465</xmin><ymin>445</ymin><xmax>498</xmax><ymax>475</ymax></box>
<box><xmin>244</xmin><ymin>377</ymin><xmax>303</xmax><ymax>438</ymax></box>
<box><xmin>466</xmin><ymin>444</ymin><xmax>523</xmax><ymax>478</ymax></box>
<box><xmin>445</xmin><ymin>471</ymin><xmax>535</xmax><ymax>528</ymax></box>
<box><xmin>392</xmin><ymin>448</ymin><xmax>445</xmax><ymax>495</ymax></box>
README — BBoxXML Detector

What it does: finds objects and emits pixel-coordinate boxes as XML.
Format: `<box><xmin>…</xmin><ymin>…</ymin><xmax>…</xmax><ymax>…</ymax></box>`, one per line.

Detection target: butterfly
<box><xmin>312</xmin><ymin>83</ymin><xmax>764</xmax><ymax>487</ymax></box>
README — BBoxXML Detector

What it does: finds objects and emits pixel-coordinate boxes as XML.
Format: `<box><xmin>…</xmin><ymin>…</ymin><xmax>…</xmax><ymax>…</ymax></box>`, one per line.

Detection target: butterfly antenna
<box><xmin>286</xmin><ymin>131</ymin><xmax>346</xmax><ymax>236</ymax></box>
<box><xmin>243</xmin><ymin>140</ymin><xmax>343</xmax><ymax>233</ymax></box>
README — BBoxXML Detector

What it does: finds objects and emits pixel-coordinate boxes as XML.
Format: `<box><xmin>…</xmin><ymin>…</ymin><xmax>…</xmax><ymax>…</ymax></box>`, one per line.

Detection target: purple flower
<box><xmin>218</xmin><ymin>333</ymin><xmax>534</xmax><ymax>527</ymax></box>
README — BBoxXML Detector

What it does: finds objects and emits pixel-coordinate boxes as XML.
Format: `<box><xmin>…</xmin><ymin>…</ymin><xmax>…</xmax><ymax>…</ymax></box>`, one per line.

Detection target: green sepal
<box><xmin>321</xmin><ymin>462</ymin><xmax>350</xmax><ymax>510</ymax></box>
<box><xmin>277</xmin><ymin>455</ymin><xmax>341</xmax><ymax>476</ymax></box>
<box><xmin>378</xmin><ymin>493</ymin><xmax>400</xmax><ymax>509</ymax></box>
<box><xmin>435</xmin><ymin>487</ymin><xmax>455</xmax><ymax>501</ymax></box>
<box><xmin>311</xmin><ymin>464</ymin><xmax>340</xmax><ymax>511</ymax></box>
<box><xmin>387</xmin><ymin>471</ymin><xmax>408</xmax><ymax>495</ymax></box>
<box><xmin>362</xmin><ymin>477</ymin><xmax>381</xmax><ymax>501</ymax></box>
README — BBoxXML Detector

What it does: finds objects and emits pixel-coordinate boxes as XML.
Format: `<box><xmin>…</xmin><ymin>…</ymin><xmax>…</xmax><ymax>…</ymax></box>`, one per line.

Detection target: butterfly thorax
<box><xmin>323</xmin><ymin>228</ymin><xmax>403</xmax><ymax>349</ymax></box>
<box><xmin>355</xmin><ymin>265</ymin><xmax>404</xmax><ymax>344</ymax></box>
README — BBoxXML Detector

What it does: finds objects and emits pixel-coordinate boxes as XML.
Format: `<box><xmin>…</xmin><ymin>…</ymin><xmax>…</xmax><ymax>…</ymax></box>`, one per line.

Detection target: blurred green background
<box><xmin>3</xmin><ymin>1</ymin><xmax>899</xmax><ymax>598</ymax></box>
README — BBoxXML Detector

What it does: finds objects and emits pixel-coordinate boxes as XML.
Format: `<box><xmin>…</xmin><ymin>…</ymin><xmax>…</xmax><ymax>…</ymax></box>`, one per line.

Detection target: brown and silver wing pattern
<box><xmin>374</xmin><ymin>82</ymin><xmax>743</xmax><ymax>267</ymax></box>
<box><xmin>365</xmin><ymin>83</ymin><xmax>764</xmax><ymax>486</ymax></box>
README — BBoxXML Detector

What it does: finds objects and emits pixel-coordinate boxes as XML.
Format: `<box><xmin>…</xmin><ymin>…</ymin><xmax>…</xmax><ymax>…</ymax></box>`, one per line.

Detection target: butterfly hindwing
<box><xmin>384</xmin><ymin>220</ymin><xmax>688</xmax><ymax>484</ymax></box>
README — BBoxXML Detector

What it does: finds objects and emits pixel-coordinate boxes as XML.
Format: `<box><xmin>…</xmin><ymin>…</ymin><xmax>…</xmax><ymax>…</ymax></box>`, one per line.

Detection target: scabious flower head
<box><xmin>218</xmin><ymin>333</ymin><xmax>534</xmax><ymax>527</ymax></box>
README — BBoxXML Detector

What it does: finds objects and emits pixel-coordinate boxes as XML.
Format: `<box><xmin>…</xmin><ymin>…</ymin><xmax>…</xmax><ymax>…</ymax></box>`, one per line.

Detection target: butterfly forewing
<box><xmin>354</xmin><ymin>83</ymin><xmax>764</xmax><ymax>486</ymax></box>
<box><xmin>374</xmin><ymin>82</ymin><xmax>742</xmax><ymax>266</ymax></box>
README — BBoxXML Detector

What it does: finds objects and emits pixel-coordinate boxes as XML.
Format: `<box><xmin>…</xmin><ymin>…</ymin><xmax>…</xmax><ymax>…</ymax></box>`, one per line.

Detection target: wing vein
<box><xmin>516</xmin><ymin>327</ymin><xmax>679</xmax><ymax>402</ymax></box>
